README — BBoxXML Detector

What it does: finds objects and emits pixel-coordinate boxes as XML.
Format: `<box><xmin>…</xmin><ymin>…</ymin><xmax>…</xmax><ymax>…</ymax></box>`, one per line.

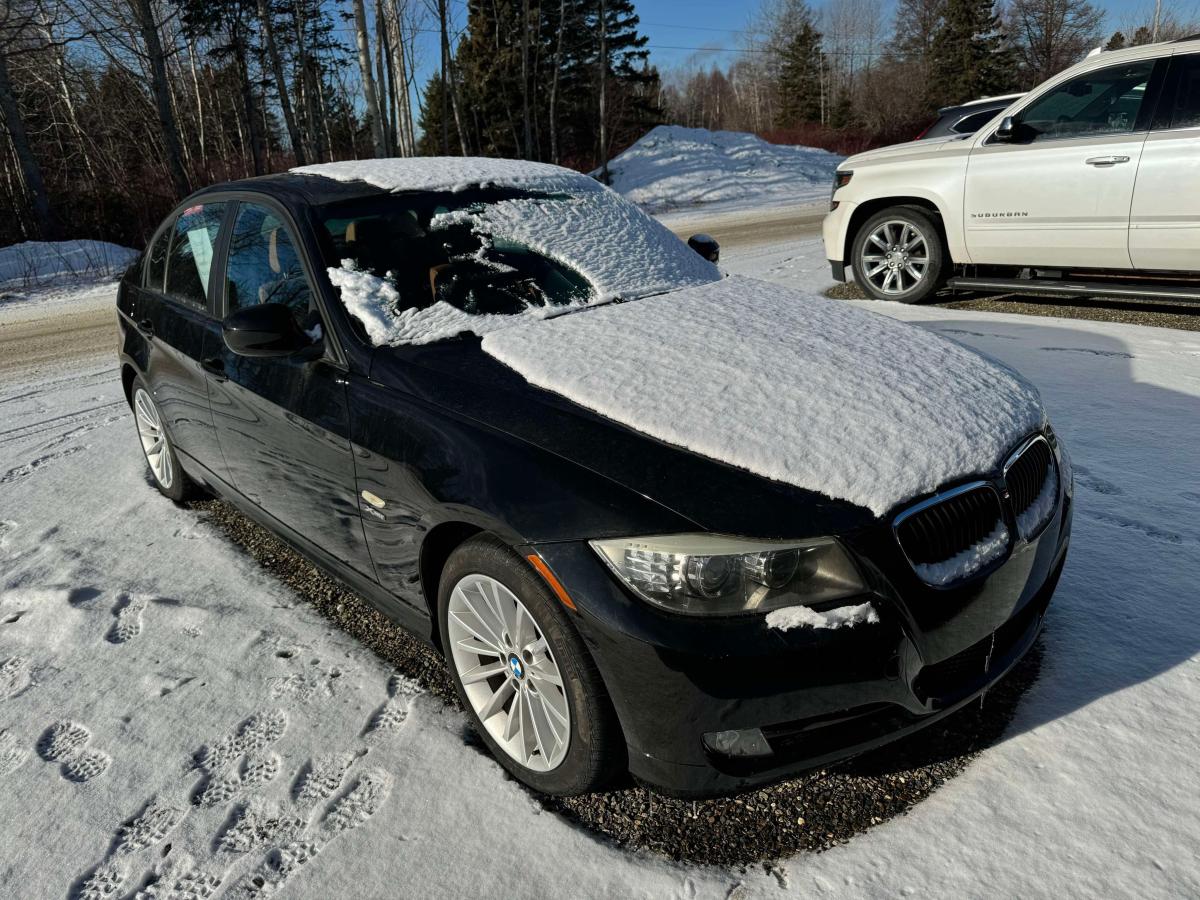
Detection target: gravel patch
<box><xmin>190</xmin><ymin>496</ymin><xmax>1044</xmax><ymax>867</ymax></box>
<box><xmin>825</xmin><ymin>281</ymin><xmax>1200</xmax><ymax>331</ymax></box>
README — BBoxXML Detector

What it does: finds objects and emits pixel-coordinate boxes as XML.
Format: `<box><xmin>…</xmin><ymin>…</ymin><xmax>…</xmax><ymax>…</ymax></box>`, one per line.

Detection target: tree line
<box><xmin>0</xmin><ymin>0</ymin><xmax>660</xmax><ymax>248</ymax></box>
<box><xmin>3</xmin><ymin>0</ymin><xmax>1198</xmax><ymax>249</ymax></box>
<box><xmin>662</xmin><ymin>0</ymin><xmax>1200</xmax><ymax>154</ymax></box>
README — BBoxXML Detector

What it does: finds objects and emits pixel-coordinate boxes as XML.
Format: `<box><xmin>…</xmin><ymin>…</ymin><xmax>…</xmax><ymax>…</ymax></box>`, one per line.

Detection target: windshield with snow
<box><xmin>317</xmin><ymin>185</ymin><xmax>721</xmax><ymax>345</ymax></box>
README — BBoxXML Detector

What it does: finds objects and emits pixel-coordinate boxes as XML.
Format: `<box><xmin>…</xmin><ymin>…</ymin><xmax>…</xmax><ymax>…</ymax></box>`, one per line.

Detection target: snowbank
<box><xmin>482</xmin><ymin>275</ymin><xmax>1046</xmax><ymax>516</ymax></box>
<box><xmin>0</xmin><ymin>240</ymin><xmax>137</xmax><ymax>288</ymax></box>
<box><xmin>603</xmin><ymin>125</ymin><xmax>842</xmax><ymax>213</ymax></box>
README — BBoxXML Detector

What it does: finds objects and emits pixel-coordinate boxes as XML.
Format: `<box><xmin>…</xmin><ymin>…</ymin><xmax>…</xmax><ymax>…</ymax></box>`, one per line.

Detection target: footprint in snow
<box><xmin>0</xmin><ymin>655</ymin><xmax>32</xmax><ymax>699</ymax></box>
<box><xmin>37</xmin><ymin>719</ymin><xmax>111</xmax><ymax>783</ymax></box>
<box><xmin>77</xmin><ymin>707</ymin><xmax>396</xmax><ymax>900</ymax></box>
<box><xmin>364</xmin><ymin>671</ymin><xmax>419</xmax><ymax>739</ymax></box>
<box><xmin>107</xmin><ymin>593</ymin><xmax>148</xmax><ymax>644</ymax></box>
<box><xmin>0</xmin><ymin>729</ymin><xmax>29</xmax><ymax>778</ymax></box>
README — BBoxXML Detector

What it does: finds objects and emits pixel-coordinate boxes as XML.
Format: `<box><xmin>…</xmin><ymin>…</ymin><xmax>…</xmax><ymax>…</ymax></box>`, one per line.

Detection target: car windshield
<box><xmin>316</xmin><ymin>185</ymin><xmax>721</xmax><ymax>346</ymax></box>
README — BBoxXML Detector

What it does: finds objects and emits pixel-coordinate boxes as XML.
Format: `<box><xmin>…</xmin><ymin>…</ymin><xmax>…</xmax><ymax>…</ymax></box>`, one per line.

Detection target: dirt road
<box><xmin>661</xmin><ymin>202</ymin><xmax>827</xmax><ymax>249</ymax></box>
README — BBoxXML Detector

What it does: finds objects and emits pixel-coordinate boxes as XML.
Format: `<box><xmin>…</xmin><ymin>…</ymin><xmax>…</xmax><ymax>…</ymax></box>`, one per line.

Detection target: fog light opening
<box><xmin>703</xmin><ymin>727</ymin><xmax>773</xmax><ymax>759</ymax></box>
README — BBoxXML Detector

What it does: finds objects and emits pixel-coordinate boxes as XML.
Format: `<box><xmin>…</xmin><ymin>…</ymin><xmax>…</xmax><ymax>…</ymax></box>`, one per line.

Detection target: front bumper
<box><xmin>535</xmin><ymin>483</ymin><xmax>1072</xmax><ymax>798</ymax></box>
<box><xmin>822</xmin><ymin>200</ymin><xmax>855</xmax><ymax>280</ymax></box>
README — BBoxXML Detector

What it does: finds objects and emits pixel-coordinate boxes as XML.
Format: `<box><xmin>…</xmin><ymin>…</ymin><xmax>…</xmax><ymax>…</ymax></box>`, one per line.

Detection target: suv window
<box><xmin>225</xmin><ymin>203</ymin><xmax>313</xmax><ymax>325</ymax></box>
<box><xmin>1019</xmin><ymin>60</ymin><xmax>1154</xmax><ymax>141</ymax></box>
<box><xmin>165</xmin><ymin>202</ymin><xmax>226</xmax><ymax>307</ymax></box>
<box><xmin>954</xmin><ymin>108</ymin><xmax>1001</xmax><ymax>134</ymax></box>
<box><xmin>1162</xmin><ymin>53</ymin><xmax>1200</xmax><ymax>129</ymax></box>
<box><xmin>144</xmin><ymin>224</ymin><xmax>171</xmax><ymax>290</ymax></box>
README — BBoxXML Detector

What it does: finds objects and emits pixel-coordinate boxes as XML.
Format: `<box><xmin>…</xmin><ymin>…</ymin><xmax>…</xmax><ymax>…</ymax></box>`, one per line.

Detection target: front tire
<box><xmin>438</xmin><ymin>534</ymin><xmax>622</xmax><ymax>795</ymax></box>
<box><xmin>130</xmin><ymin>376</ymin><xmax>195</xmax><ymax>502</ymax></box>
<box><xmin>852</xmin><ymin>206</ymin><xmax>947</xmax><ymax>304</ymax></box>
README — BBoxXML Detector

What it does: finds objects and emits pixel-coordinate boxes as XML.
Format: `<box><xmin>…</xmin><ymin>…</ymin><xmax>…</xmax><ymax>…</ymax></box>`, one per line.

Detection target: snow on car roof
<box><xmin>292</xmin><ymin>156</ymin><xmax>605</xmax><ymax>196</ymax></box>
<box><xmin>482</xmin><ymin>275</ymin><xmax>1047</xmax><ymax>516</ymax></box>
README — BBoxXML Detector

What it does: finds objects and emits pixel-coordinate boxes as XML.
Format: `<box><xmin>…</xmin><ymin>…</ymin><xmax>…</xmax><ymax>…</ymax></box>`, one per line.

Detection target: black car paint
<box><xmin>118</xmin><ymin>173</ymin><xmax>1070</xmax><ymax>796</ymax></box>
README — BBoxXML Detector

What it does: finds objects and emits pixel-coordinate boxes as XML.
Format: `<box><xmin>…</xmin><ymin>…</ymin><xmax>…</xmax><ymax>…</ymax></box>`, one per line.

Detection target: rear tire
<box><xmin>852</xmin><ymin>205</ymin><xmax>947</xmax><ymax>304</ymax></box>
<box><xmin>130</xmin><ymin>375</ymin><xmax>196</xmax><ymax>503</ymax></box>
<box><xmin>438</xmin><ymin>534</ymin><xmax>622</xmax><ymax>795</ymax></box>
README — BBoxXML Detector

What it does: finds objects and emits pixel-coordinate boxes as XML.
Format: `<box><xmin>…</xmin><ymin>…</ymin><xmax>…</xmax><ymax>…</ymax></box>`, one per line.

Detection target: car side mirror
<box><xmin>994</xmin><ymin>115</ymin><xmax>1018</xmax><ymax>142</ymax></box>
<box><xmin>688</xmin><ymin>233</ymin><xmax>720</xmax><ymax>263</ymax></box>
<box><xmin>222</xmin><ymin>303</ymin><xmax>311</xmax><ymax>358</ymax></box>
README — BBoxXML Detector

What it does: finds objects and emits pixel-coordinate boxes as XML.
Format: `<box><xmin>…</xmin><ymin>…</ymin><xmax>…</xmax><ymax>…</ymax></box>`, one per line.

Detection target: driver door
<box><xmin>964</xmin><ymin>58</ymin><xmax>1163</xmax><ymax>269</ymax></box>
<box><xmin>205</xmin><ymin>199</ymin><xmax>375</xmax><ymax>579</ymax></box>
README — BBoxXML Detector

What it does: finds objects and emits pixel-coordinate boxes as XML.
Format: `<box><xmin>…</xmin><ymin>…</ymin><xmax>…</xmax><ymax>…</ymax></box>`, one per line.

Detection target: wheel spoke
<box><xmin>904</xmin><ymin>264</ymin><xmax>924</xmax><ymax>282</ymax></box>
<box><xmin>866</xmin><ymin>261</ymin><xmax>888</xmax><ymax>278</ymax></box>
<box><xmin>455</xmin><ymin>635</ymin><xmax>502</xmax><ymax>658</ymax></box>
<box><xmin>869</xmin><ymin>232</ymin><xmax>888</xmax><ymax>251</ymax></box>
<box><xmin>527</xmin><ymin>662</ymin><xmax>563</xmax><ymax>688</ymax></box>
<box><xmin>525</xmin><ymin>688</ymin><xmax>557</xmax><ymax>758</ymax></box>
<box><xmin>459</xmin><ymin>660</ymin><xmax>509</xmax><ymax>685</ymax></box>
<box><xmin>477</xmin><ymin>678</ymin><xmax>515</xmax><ymax>722</ymax></box>
<box><xmin>518</xmin><ymin>687</ymin><xmax>538</xmax><ymax>764</ymax></box>
<box><xmin>502</xmin><ymin>691</ymin><xmax>523</xmax><ymax>742</ymax></box>
<box><xmin>882</xmin><ymin>269</ymin><xmax>897</xmax><ymax>292</ymax></box>
<box><xmin>448</xmin><ymin>607</ymin><xmax>503</xmax><ymax>654</ymax></box>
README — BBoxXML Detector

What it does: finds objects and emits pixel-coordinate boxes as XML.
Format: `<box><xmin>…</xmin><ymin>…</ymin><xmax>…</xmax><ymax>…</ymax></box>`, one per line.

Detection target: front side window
<box><xmin>1018</xmin><ymin>60</ymin><xmax>1154</xmax><ymax>141</ymax></box>
<box><xmin>165</xmin><ymin>202</ymin><xmax>226</xmax><ymax>307</ymax></box>
<box><xmin>954</xmin><ymin>108</ymin><xmax>1002</xmax><ymax>134</ymax></box>
<box><xmin>225</xmin><ymin>203</ymin><xmax>313</xmax><ymax>325</ymax></box>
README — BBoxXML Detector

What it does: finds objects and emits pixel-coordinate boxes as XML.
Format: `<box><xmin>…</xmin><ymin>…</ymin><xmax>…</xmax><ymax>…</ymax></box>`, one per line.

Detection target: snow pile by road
<box><xmin>0</xmin><ymin>240</ymin><xmax>137</xmax><ymax>289</ymax></box>
<box><xmin>482</xmin><ymin>275</ymin><xmax>1045</xmax><ymax>516</ymax></box>
<box><xmin>603</xmin><ymin>125</ymin><xmax>842</xmax><ymax>213</ymax></box>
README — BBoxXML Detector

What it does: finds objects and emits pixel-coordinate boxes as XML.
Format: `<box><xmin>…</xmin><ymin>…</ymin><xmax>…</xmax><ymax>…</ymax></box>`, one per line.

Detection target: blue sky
<box><xmin>401</xmin><ymin>0</ymin><xmax>1185</xmax><ymax>113</ymax></box>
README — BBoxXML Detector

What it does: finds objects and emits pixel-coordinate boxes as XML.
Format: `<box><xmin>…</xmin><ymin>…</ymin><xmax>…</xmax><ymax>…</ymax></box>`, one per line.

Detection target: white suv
<box><xmin>823</xmin><ymin>37</ymin><xmax>1200</xmax><ymax>304</ymax></box>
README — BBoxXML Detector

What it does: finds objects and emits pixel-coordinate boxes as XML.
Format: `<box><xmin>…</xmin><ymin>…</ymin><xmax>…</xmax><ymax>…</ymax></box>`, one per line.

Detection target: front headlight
<box><xmin>589</xmin><ymin>534</ymin><xmax>866</xmax><ymax>617</ymax></box>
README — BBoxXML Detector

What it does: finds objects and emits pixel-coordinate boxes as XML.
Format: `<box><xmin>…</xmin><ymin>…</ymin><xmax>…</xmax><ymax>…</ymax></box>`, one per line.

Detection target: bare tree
<box><xmin>0</xmin><ymin>2</ymin><xmax>55</xmax><ymax>237</ymax></box>
<box><xmin>352</xmin><ymin>0</ymin><xmax>386</xmax><ymax>156</ymax></box>
<box><xmin>1007</xmin><ymin>0</ymin><xmax>1106</xmax><ymax>86</ymax></box>
<box><xmin>129</xmin><ymin>0</ymin><xmax>191</xmax><ymax>195</ymax></box>
<box><xmin>256</xmin><ymin>0</ymin><xmax>306</xmax><ymax>163</ymax></box>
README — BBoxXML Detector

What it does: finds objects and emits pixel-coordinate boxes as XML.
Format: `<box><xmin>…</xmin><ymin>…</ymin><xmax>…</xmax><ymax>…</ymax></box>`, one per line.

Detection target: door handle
<box><xmin>1085</xmin><ymin>155</ymin><xmax>1130</xmax><ymax>167</ymax></box>
<box><xmin>201</xmin><ymin>357</ymin><xmax>227</xmax><ymax>382</ymax></box>
<box><xmin>136</xmin><ymin>317</ymin><xmax>154</xmax><ymax>338</ymax></box>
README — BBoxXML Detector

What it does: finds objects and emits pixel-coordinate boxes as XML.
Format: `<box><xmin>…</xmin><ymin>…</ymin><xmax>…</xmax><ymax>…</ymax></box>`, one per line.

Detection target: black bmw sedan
<box><xmin>116</xmin><ymin>158</ymin><xmax>1071</xmax><ymax>798</ymax></box>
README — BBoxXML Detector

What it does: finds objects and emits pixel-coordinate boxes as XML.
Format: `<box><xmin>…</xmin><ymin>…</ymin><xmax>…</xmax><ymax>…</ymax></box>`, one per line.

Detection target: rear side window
<box><xmin>144</xmin><ymin>225</ymin><xmax>171</xmax><ymax>290</ymax></box>
<box><xmin>165</xmin><ymin>202</ymin><xmax>227</xmax><ymax>307</ymax></box>
<box><xmin>1161</xmin><ymin>53</ymin><xmax>1200</xmax><ymax>130</ymax></box>
<box><xmin>224</xmin><ymin>203</ymin><xmax>313</xmax><ymax>325</ymax></box>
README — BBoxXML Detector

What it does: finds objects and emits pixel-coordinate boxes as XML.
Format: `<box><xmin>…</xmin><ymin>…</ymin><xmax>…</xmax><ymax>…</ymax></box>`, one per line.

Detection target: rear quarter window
<box><xmin>165</xmin><ymin>202</ymin><xmax>227</xmax><ymax>308</ymax></box>
<box><xmin>144</xmin><ymin>225</ymin><xmax>171</xmax><ymax>290</ymax></box>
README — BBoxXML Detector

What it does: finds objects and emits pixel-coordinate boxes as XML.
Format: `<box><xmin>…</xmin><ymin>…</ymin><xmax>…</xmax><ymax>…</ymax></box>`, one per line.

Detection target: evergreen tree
<box><xmin>776</xmin><ymin>17</ymin><xmax>825</xmax><ymax>126</ymax></box>
<box><xmin>928</xmin><ymin>0</ymin><xmax>1016</xmax><ymax>108</ymax></box>
<box><xmin>1105</xmin><ymin>31</ymin><xmax>1127</xmax><ymax>50</ymax></box>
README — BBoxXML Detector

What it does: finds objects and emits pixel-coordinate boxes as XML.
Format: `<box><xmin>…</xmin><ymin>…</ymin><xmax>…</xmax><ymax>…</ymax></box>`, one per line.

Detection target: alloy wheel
<box><xmin>446</xmin><ymin>573</ymin><xmax>571</xmax><ymax>772</ymax></box>
<box><xmin>133</xmin><ymin>387</ymin><xmax>174</xmax><ymax>489</ymax></box>
<box><xmin>860</xmin><ymin>220</ymin><xmax>930</xmax><ymax>296</ymax></box>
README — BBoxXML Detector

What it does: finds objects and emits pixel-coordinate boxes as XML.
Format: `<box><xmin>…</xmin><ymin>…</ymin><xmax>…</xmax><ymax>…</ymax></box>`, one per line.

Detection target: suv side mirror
<box><xmin>688</xmin><ymin>233</ymin><xmax>720</xmax><ymax>263</ymax></box>
<box><xmin>223</xmin><ymin>303</ymin><xmax>311</xmax><ymax>357</ymax></box>
<box><xmin>994</xmin><ymin>115</ymin><xmax>1018</xmax><ymax>142</ymax></box>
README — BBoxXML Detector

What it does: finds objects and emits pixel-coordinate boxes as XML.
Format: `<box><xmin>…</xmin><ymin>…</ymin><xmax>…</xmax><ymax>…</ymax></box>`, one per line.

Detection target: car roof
<box><xmin>188</xmin><ymin>172</ymin><xmax>388</xmax><ymax>208</ymax></box>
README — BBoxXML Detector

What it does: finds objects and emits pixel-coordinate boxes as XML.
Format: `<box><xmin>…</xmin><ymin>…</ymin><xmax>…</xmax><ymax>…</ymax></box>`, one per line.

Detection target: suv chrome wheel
<box><xmin>446</xmin><ymin>573</ymin><xmax>571</xmax><ymax>772</ymax></box>
<box><xmin>860</xmin><ymin>220</ymin><xmax>930</xmax><ymax>296</ymax></box>
<box><xmin>133</xmin><ymin>387</ymin><xmax>174</xmax><ymax>489</ymax></box>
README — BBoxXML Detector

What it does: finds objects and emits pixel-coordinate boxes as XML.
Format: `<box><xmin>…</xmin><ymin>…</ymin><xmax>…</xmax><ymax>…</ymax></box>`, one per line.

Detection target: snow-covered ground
<box><xmin>2</xmin><ymin>237</ymin><xmax>1199</xmax><ymax>898</ymax></box>
<box><xmin>604</xmin><ymin>126</ymin><xmax>842</xmax><ymax>214</ymax></box>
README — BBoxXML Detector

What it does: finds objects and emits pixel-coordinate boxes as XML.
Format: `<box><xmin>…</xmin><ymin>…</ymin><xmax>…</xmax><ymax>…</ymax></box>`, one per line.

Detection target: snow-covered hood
<box><xmin>481</xmin><ymin>276</ymin><xmax>1046</xmax><ymax>517</ymax></box>
<box><xmin>842</xmin><ymin>135</ymin><xmax>964</xmax><ymax>169</ymax></box>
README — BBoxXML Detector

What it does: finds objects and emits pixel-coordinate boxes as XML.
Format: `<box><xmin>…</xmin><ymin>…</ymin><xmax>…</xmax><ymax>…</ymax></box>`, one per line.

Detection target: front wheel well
<box><xmin>843</xmin><ymin>197</ymin><xmax>945</xmax><ymax>268</ymax></box>
<box><xmin>419</xmin><ymin>521</ymin><xmax>484</xmax><ymax>649</ymax></box>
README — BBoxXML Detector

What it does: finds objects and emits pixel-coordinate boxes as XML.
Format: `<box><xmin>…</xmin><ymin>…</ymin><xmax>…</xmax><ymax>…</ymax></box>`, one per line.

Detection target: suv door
<box><xmin>129</xmin><ymin>201</ymin><xmax>230</xmax><ymax>475</ymax></box>
<box><xmin>964</xmin><ymin>58</ymin><xmax>1162</xmax><ymax>268</ymax></box>
<box><xmin>1129</xmin><ymin>52</ymin><xmax>1200</xmax><ymax>270</ymax></box>
<box><xmin>205</xmin><ymin>198</ymin><xmax>375</xmax><ymax>578</ymax></box>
